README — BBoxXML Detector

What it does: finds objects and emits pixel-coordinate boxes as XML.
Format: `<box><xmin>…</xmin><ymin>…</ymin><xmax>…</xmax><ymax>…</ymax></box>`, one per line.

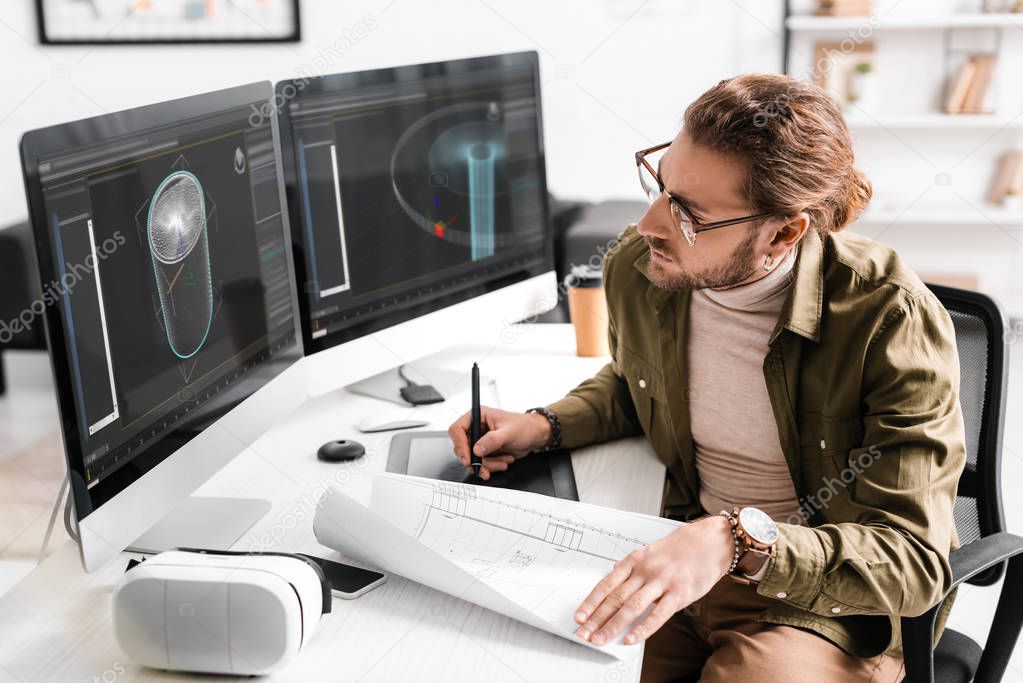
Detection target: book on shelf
<box><xmin>1011</xmin><ymin>155</ymin><xmax>1023</xmax><ymax>201</ymax></box>
<box><xmin>987</xmin><ymin>151</ymin><xmax>1023</xmax><ymax>205</ymax></box>
<box><xmin>961</xmin><ymin>54</ymin><xmax>996</xmax><ymax>113</ymax></box>
<box><xmin>813</xmin><ymin>0</ymin><xmax>873</xmax><ymax>16</ymax></box>
<box><xmin>944</xmin><ymin>59</ymin><xmax>977</xmax><ymax>113</ymax></box>
<box><xmin>945</xmin><ymin>54</ymin><xmax>997</xmax><ymax>114</ymax></box>
<box><xmin>982</xmin><ymin>1</ymin><xmax>1023</xmax><ymax>12</ymax></box>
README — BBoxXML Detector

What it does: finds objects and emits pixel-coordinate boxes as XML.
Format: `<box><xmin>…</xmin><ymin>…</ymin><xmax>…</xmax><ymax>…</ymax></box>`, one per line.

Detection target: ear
<box><xmin>768</xmin><ymin>212</ymin><xmax>810</xmax><ymax>249</ymax></box>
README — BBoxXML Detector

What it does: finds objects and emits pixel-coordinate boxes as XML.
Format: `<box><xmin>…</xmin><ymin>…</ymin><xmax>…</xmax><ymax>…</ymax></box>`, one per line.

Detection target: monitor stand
<box><xmin>127</xmin><ymin>496</ymin><xmax>272</xmax><ymax>554</ymax></box>
<box><xmin>345</xmin><ymin>362</ymin><xmax>498</xmax><ymax>407</ymax></box>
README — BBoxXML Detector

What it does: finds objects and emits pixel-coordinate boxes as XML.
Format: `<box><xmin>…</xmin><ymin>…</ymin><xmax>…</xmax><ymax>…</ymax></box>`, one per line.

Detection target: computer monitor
<box><xmin>276</xmin><ymin>51</ymin><xmax>557</xmax><ymax>396</ymax></box>
<box><xmin>20</xmin><ymin>82</ymin><xmax>306</xmax><ymax>572</ymax></box>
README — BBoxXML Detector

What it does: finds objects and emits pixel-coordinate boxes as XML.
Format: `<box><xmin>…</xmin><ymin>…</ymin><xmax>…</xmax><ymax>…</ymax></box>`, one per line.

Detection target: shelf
<box><xmin>786</xmin><ymin>13</ymin><xmax>1023</xmax><ymax>31</ymax></box>
<box><xmin>844</xmin><ymin>114</ymin><xmax>1023</xmax><ymax>129</ymax></box>
<box><xmin>857</xmin><ymin>208</ymin><xmax>1023</xmax><ymax>225</ymax></box>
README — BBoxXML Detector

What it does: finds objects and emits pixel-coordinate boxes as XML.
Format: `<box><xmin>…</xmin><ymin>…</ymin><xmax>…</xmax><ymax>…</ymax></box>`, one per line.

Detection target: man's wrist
<box><xmin>525</xmin><ymin>407</ymin><xmax>561</xmax><ymax>451</ymax></box>
<box><xmin>705</xmin><ymin>513</ymin><xmax>735</xmax><ymax>577</ymax></box>
<box><xmin>719</xmin><ymin>507</ymin><xmax>778</xmax><ymax>585</ymax></box>
<box><xmin>527</xmin><ymin>412</ymin><xmax>552</xmax><ymax>449</ymax></box>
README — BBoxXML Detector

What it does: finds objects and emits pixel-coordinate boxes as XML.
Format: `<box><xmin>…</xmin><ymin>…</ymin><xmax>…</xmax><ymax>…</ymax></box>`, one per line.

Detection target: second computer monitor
<box><xmin>276</xmin><ymin>51</ymin><xmax>553</xmax><ymax>354</ymax></box>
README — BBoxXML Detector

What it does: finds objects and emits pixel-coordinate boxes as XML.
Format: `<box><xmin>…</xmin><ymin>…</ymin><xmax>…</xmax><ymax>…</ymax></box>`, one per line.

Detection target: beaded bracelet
<box><xmin>526</xmin><ymin>407</ymin><xmax>562</xmax><ymax>451</ymax></box>
<box><xmin>718</xmin><ymin>509</ymin><xmax>743</xmax><ymax>576</ymax></box>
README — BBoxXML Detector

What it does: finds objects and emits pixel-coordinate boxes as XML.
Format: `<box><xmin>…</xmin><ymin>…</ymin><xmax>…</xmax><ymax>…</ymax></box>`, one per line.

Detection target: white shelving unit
<box><xmin>858</xmin><ymin>208</ymin><xmax>1023</xmax><ymax>225</ymax></box>
<box><xmin>786</xmin><ymin>13</ymin><xmax>1023</xmax><ymax>31</ymax></box>
<box><xmin>785</xmin><ymin>0</ymin><xmax>1023</xmax><ymax>320</ymax></box>
<box><xmin>844</xmin><ymin>113</ymin><xmax>1023</xmax><ymax>129</ymax></box>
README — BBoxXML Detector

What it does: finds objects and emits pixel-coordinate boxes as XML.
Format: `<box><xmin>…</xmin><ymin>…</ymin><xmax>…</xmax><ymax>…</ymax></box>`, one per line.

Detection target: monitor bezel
<box><xmin>274</xmin><ymin>50</ymin><xmax>555</xmax><ymax>356</ymax></box>
<box><xmin>19</xmin><ymin>81</ymin><xmax>306</xmax><ymax>523</ymax></box>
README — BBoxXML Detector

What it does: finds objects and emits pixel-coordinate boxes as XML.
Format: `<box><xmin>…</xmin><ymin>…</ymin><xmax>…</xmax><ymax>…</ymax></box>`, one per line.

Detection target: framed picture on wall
<box><xmin>36</xmin><ymin>0</ymin><xmax>301</xmax><ymax>45</ymax></box>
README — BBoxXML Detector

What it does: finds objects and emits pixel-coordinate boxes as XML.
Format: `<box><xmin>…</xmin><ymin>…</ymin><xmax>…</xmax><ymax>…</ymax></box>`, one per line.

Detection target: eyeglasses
<box><xmin>635</xmin><ymin>142</ymin><xmax>773</xmax><ymax>246</ymax></box>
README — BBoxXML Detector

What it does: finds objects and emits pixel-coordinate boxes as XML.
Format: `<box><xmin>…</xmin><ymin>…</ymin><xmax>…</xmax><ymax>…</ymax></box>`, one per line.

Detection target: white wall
<box><xmin>0</xmin><ymin>0</ymin><xmax>783</xmax><ymax>228</ymax></box>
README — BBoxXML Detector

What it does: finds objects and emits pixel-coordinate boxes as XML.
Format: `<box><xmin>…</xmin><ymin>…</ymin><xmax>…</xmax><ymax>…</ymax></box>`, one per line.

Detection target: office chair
<box><xmin>901</xmin><ymin>284</ymin><xmax>1023</xmax><ymax>683</ymax></box>
<box><xmin>0</xmin><ymin>221</ymin><xmax>47</xmax><ymax>394</ymax></box>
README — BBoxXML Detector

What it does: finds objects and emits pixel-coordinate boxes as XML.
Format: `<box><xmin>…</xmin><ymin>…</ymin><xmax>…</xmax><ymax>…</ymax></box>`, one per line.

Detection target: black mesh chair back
<box><xmin>901</xmin><ymin>285</ymin><xmax>1022</xmax><ymax>683</ymax></box>
<box><xmin>928</xmin><ymin>284</ymin><xmax>1009</xmax><ymax>586</ymax></box>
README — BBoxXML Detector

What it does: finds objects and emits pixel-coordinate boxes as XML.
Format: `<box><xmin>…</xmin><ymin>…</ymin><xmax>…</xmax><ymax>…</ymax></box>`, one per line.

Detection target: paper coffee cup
<box><xmin>565</xmin><ymin>265</ymin><xmax>610</xmax><ymax>357</ymax></box>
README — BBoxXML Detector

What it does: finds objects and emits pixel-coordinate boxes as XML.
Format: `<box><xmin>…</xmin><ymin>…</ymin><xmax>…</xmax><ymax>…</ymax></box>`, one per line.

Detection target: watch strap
<box><xmin>735</xmin><ymin>547</ymin><xmax>771</xmax><ymax>576</ymax></box>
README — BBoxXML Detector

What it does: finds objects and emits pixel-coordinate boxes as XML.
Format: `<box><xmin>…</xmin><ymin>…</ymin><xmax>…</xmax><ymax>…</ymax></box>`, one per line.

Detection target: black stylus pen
<box><xmin>470</xmin><ymin>362</ymin><xmax>482</xmax><ymax>477</ymax></box>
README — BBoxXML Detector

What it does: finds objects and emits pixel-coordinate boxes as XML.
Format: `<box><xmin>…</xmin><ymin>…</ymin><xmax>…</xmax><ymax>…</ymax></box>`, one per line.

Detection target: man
<box><xmin>449</xmin><ymin>73</ymin><xmax>965</xmax><ymax>682</ymax></box>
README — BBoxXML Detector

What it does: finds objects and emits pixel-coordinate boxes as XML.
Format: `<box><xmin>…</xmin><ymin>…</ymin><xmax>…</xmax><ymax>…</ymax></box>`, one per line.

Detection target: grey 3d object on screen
<box><xmin>147</xmin><ymin>170</ymin><xmax>214</xmax><ymax>359</ymax></box>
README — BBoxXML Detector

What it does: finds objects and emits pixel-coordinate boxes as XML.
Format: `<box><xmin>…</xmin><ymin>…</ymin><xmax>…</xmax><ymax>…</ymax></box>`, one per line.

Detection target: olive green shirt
<box><xmin>549</xmin><ymin>225</ymin><xmax>965</xmax><ymax>658</ymax></box>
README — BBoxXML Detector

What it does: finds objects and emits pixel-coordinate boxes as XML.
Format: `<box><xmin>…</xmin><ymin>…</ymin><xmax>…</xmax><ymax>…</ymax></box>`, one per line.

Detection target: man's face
<box><xmin>636</xmin><ymin>131</ymin><xmax>771</xmax><ymax>291</ymax></box>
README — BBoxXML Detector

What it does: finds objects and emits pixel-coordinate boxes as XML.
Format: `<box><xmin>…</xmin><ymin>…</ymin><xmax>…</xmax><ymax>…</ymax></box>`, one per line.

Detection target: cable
<box><xmin>38</xmin><ymin>472</ymin><xmax>69</xmax><ymax>565</ymax></box>
<box><xmin>63</xmin><ymin>483</ymin><xmax>79</xmax><ymax>544</ymax></box>
<box><xmin>397</xmin><ymin>364</ymin><xmax>418</xmax><ymax>387</ymax></box>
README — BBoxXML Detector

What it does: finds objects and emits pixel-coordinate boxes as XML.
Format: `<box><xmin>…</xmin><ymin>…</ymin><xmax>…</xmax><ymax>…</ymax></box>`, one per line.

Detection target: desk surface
<box><xmin>0</xmin><ymin>325</ymin><xmax>666</xmax><ymax>683</ymax></box>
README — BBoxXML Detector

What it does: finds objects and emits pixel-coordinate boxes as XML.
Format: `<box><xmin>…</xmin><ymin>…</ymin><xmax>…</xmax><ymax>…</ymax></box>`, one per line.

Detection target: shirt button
<box><xmin>638</xmin><ymin>379</ymin><xmax>647</xmax><ymax>389</ymax></box>
<box><xmin>776</xmin><ymin>592</ymin><xmax>787</xmax><ymax>599</ymax></box>
<box><xmin>831</xmin><ymin>607</ymin><xmax>841</xmax><ymax>614</ymax></box>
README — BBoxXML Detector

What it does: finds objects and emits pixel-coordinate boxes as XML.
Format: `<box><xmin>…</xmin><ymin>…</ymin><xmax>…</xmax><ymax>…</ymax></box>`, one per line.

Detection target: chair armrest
<box><xmin>948</xmin><ymin>531</ymin><xmax>1023</xmax><ymax>589</ymax></box>
<box><xmin>902</xmin><ymin>532</ymin><xmax>1023</xmax><ymax>683</ymax></box>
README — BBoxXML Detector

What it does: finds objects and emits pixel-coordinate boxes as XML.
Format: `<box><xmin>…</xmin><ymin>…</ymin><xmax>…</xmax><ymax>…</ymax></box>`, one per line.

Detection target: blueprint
<box><xmin>313</xmin><ymin>473</ymin><xmax>684</xmax><ymax>658</ymax></box>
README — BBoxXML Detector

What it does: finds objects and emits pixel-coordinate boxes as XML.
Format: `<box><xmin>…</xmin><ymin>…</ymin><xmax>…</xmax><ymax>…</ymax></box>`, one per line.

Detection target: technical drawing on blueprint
<box><xmin>313</xmin><ymin>473</ymin><xmax>684</xmax><ymax>658</ymax></box>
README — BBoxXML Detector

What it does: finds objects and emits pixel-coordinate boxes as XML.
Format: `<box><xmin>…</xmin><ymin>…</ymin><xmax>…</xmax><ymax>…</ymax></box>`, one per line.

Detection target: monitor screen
<box><xmin>276</xmin><ymin>51</ymin><xmax>552</xmax><ymax>353</ymax></box>
<box><xmin>20</xmin><ymin>82</ymin><xmax>303</xmax><ymax>515</ymax></box>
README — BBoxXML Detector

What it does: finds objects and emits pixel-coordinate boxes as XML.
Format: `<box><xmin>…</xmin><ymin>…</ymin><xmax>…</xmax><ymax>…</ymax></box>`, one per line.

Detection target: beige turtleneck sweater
<box><xmin>688</xmin><ymin>247</ymin><xmax>804</xmax><ymax>525</ymax></box>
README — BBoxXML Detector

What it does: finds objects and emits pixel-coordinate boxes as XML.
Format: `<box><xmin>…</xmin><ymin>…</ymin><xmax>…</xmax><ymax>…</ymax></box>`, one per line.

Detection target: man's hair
<box><xmin>683</xmin><ymin>73</ymin><xmax>871</xmax><ymax>236</ymax></box>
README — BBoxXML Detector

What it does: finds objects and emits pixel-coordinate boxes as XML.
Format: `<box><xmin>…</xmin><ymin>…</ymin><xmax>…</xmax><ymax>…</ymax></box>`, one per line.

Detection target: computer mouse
<box><xmin>317</xmin><ymin>439</ymin><xmax>366</xmax><ymax>462</ymax></box>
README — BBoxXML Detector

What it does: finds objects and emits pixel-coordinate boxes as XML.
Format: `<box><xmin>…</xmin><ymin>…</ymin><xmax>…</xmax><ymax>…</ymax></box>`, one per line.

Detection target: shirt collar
<box><xmin>771</xmin><ymin>226</ymin><xmax>824</xmax><ymax>345</ymax></box>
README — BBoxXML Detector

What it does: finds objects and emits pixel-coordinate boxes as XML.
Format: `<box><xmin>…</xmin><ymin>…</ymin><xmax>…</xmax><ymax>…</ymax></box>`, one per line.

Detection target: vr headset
<box><xmin>112</xmin><ymin>549</ymin><xmax>331</xmax><ymax>675</ymax></box>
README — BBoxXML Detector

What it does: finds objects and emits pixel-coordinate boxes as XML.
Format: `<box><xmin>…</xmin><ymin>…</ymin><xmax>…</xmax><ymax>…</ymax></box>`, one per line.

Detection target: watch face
<box><xmin>739</xmin><ymin>507</ymin><xmax>779</xmax><ymax>544</ymax></box>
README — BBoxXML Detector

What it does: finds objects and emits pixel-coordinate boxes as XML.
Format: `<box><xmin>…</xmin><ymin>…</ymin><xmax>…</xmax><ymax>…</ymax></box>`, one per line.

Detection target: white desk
<box><xmin>0</xmin><ymin>325</ymin><xmax>666</xmax><ymax>683</ymax></box>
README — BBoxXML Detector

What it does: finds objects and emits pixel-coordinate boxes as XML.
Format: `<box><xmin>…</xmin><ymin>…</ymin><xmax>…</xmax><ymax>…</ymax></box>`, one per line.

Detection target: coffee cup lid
<box><xmin>564</xmin><ymin>264</ymin><xmax>603</xmax><ymax>288</ymax></box>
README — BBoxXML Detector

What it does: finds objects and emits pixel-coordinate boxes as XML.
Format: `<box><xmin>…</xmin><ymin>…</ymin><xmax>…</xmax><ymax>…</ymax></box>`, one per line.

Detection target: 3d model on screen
<box><xmin>390</xmin><ymin>101</ymin><xmax>509</xmax><ymax>255</ymax></box>
<box><xmin>146</xmin><ymin>171</ymin><xmax>213</xmax><ymax>359</ymax></box>
<box><xmin>467</xmin><ymin>142</ymin><xmax>495</xmax><ymax>259</ymax></box>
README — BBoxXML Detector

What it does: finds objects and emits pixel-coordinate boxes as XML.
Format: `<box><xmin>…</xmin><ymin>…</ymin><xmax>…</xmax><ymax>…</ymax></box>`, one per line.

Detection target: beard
<box><xmin>644</xmin><ymin>229</ymin><xmax>760</xmax><ymax>291</ymax></box>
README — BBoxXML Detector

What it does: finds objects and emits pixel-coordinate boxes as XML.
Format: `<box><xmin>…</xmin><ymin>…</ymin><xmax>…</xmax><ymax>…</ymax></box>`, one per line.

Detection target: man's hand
<box><xmin>574</xmin><ymin>514</ymin><xmax>735</xmax><ymax>646</ymax></box>
<box><xmin>448</xmin><ymin>406</ymin><xmax>551</xmax><ymax>480</ymax></box>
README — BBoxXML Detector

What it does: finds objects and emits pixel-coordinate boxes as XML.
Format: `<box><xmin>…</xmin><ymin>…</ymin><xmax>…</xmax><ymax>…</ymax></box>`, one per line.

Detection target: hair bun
<box><xmin>832</xmin><ymin>167</ymin><xmax>872</xmax><ymax>232</ymax></box>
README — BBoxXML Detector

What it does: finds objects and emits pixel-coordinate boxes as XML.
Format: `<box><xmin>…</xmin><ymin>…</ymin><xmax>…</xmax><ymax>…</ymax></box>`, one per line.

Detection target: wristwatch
<box><xmin>720</xmin><ymin>506</ymin><xmax>778</xmax><ymax>585</ymax></box>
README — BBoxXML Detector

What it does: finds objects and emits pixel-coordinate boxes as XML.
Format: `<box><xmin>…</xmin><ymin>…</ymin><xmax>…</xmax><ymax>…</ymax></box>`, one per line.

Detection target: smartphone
<box><xmin>297</xmin><ymin>553</ymin><xmax>387</xmax><ymax>599</ymax></box>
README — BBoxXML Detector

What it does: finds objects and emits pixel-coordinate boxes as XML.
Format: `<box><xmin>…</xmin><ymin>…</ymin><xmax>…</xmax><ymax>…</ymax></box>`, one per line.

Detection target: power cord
<box><xmin>63</xmin><ymin>480</ymin><xmax>79</xmax><ymax>544</ymax></box>
<box><xmin>396</xmin><ymin>364</ymin><xmax>418</xmax><ymax>387</ymax></box>
<box><xmin>38</xmin><ymin>472</ymin><xmax>69</xmax><ymax>565</ymax></box>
